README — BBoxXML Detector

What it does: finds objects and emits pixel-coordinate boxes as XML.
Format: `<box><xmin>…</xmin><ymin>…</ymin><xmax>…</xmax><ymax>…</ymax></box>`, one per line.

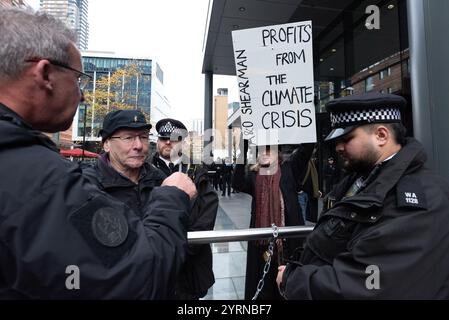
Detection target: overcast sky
<box><xmin>28</xmin><ymin>0</ymin><xmax>239</xmax><ymax>130</ymax></box>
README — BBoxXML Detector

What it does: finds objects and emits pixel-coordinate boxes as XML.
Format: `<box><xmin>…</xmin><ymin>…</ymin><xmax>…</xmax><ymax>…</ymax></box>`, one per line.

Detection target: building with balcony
<box><xmin>0</xmin><ymin>0</ymin><xmax>28</xmax><ymax>7</ymax></box>
<box><xmin>39</xmin><ymin>0</ymin><xmax>89</xmax><ymax>50</ymax></box>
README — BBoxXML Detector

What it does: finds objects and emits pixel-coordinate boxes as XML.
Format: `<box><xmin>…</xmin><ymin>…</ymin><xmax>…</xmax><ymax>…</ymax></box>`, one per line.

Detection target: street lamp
<box><xmin>81</xmin><ymin>102</ymin><xmax>88</xmax><ymax>162</ymax></box>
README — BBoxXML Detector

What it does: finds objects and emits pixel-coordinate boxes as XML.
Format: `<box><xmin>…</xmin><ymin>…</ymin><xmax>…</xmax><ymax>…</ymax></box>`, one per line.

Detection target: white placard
<box><xmin>232</xmin><ymin>21</ymin><xmax>316</xmax><ymax>145</ymax></box>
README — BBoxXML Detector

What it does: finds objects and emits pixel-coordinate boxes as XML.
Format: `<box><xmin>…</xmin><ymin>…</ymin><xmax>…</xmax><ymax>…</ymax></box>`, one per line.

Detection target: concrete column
<box><xmin>204</xmin><ymin>72</ymin><xmax>213</xmax><ymax>132</ymax></box>
<box><xmin>203</xmin><ymin>71</ymin><xmax>214</xmax><ymax>160</ymax></box>
<box><xmin>407</xmin><ymin>0</ymin><xmax>449</xmax><ymax>179</ymax></box>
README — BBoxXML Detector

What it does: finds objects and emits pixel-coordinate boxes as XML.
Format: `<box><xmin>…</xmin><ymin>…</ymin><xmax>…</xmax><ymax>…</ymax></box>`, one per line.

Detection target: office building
<box><xmin>203</xmin><ymin>0</ymin><xmax>449</xmax><ymax>180</ymax></box>
<box><xmin>0</xmin><ymin>0</ymin><xmax>28</xmax><ymax>7</ymax></box>
<box><xmin>213</xmin><ymin>88</ymin><xmax>230</xmax><ymax>158</ymax></box>
<box><xmin>73</xmin><ymin>51</ymin><xmax>171</xmax><ymax>145</ymax></box>
<box><xmin>40</xmin><ymin>0</ymin><xmax>89</xmax><ymax>50</ymax></box>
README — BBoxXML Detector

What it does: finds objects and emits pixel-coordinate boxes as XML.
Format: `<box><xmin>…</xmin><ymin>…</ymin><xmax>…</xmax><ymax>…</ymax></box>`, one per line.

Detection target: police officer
<box><xmin>0</xmin><ymin>8</ymin><xmax>196</xmax><ymax>299</ymax></box>
<box><xmin>83</xmin><ymin>109</ymin><xmax>166</xmax><ymax>218</ymax></box>
<box><xmin>152</xmin><ymin>117</ymin><xmax>218</xmax><ymax>299</ymax></box>
<box><xmin>277</xmin><ymin>92</ymin><xmax>449</xmax><ymax>299</ymax></box>
<box><xmin>152</xmin><ymin>118</ymin><xmax>189</xmax><ymax>175</ymax></box>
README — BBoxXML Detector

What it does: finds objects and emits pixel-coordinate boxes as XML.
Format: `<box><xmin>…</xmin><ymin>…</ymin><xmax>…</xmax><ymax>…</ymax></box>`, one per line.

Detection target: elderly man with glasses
<box><xmin>83</xmin><ymin>109</ymin><xmax>167</xmax><ymax>218</ymax></box>
<box><xmin>0</xmin><ymin>8</ymin><xmax>196</xmax><ymax>299</ymax></box>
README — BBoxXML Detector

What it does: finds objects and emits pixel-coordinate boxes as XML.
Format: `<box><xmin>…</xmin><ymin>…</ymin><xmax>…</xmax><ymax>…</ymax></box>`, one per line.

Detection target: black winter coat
<box><xmin>233</xmin><ymin>144</ymin><xmax>314</xmax><ymax>300</ymax></box>
<box><xmin>83</xmin><ymin>155</ymin><xmax>166</xmax><ymax>218</ymax></box>
<box><xmin>0</xmin><ymin>103</ymin><xmax>189</xmax><ymax>299</ymax></box>
<box><xmin>151</xmin><ymin>154</ymin><xmax>218</xmax><ymax>299</ymax></box>
<box><xmin>282</xmin><ymin>138</ymin><xmax>449</xmax><ymax>299</ymax></box>
<box><xmin>151</xmin><ymin>154</ymin><xmax>188</xmax><ymax>177</ymax></box>
<box><xmin>174</xmin><ymin>166</ymin><xmax>218</xmax><ymax>299</ymax></box>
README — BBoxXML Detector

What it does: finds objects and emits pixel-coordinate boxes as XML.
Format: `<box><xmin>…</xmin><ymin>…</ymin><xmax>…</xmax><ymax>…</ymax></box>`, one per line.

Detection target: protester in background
<box><xmin>83</xmin><ymin>109</ymin><xmax>166</xmax><ymax>217</ymax></box>
<box><xmin>277</xmin><ymin>93</ymin><xmax>449</xmax><ymax>299</ymax></box>
<box><xmin>0</xmin><ymin>8</ymin><xmax>196</xmax><ymax>299</ymax></box>
<box><xmin>215</xmin><ymin>157</ymin><xmax>223</xmax><ymax>192</ymax></box>
<box><xmin>297</xmin><ymin>149</ymin><xmax>321</xmax><ymax>223</ymax></box>
<box><xmin>233</xmin><ymin>143</ymin><xmax>314</xmax><ymax>300</ymax></box>
<box><xmin>323</xmin><ymin>156</ymin><xmax>341</xmax><ymax>195</ymax></box>
<box><xmin>208</xmin><ymin>159</ymin><xmax>219</xmax><ymax>190</ymax></box>
<box><xmin>221</xmin><ymin>157</ymin><xmax>233</xmax><ymax>197</ymax></box>
<box><xmin>152</xmin><ymin>118</ymin><xmax>219</xmax><ymax>300</ymax></box>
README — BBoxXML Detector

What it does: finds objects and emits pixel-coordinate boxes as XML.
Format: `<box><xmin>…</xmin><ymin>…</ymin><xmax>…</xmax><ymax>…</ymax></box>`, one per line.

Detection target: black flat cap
<box><xmin>156</xmin><ymin>118</ymin><xmax>187</xmax><ymax>139</ymax></box>
<box><xmin>324</xmin><ymin>92</ymin><xmax>406</xmax><ymax>141</ymax></box>
<box><xmin>99</xmin><ymin>109</ymin><xmax>151</xmax><ymax>141</ymax></box>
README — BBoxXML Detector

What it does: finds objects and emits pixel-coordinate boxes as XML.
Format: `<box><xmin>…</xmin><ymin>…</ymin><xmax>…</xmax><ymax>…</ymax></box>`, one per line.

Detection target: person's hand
<box><xmin>162</xmin><ymin>172</ymin><xmax>197</xmax><ymax>199</ymax></box>
<box><xmin>276</xmin><ymin>265</ymin><xmax>286</xmax><ymax>289</ymax></box>
<box><xmin>318</xmin><ymin>190</ymin><xmax>323</xmax><ymax>198</ymax></box>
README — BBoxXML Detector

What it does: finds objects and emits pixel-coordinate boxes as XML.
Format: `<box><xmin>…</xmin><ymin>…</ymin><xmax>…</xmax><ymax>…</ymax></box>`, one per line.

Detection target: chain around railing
<box><xmin>252</xmin><ymin>224</ymin><xmax>279</xmax><ymax>300</ymax></box>
<box><xmin>186</xmin><ymin>224</ymin><xmax>313</xmax><ymax>300</ymax></box>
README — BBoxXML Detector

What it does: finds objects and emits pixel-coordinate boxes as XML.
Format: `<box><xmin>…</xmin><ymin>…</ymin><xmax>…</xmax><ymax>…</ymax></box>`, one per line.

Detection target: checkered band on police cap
<box><xmin>330</xmin><ymin>107</ymin><xmax>402</xmax><ymax>128</ymax></box>
<box><xmin>159</xmin><ymin>121</ymin><xmax>176</xmax><ymax>134</ymax></box>
<box><xmin>156</xmin><ymin>118</ymin><xmax>187</xmax><ymax>138</ymax></box>
<box><xmin>324</xmin><ymin>93</ymin><xmax>406</xmax><ymax>141</ymax></box>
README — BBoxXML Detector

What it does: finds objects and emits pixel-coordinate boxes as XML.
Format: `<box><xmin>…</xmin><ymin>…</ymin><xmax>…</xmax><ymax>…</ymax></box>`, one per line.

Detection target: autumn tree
<box><xmin>83</xmin><ymin>63</ymin><xmax>151</xmax><ymax>137</ymax></box>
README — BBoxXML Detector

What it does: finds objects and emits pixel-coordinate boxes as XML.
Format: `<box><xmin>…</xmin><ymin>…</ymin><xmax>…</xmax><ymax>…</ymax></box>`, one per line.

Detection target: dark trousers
<box><xmin>222</xmin><ymin>174</ymin><xmax>232</xmax><ymax>196</ymax></box>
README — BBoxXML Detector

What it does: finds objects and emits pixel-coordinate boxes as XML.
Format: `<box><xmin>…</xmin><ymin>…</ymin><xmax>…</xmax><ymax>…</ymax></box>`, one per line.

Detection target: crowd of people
<box><xmin>2</xmin><ymin>7</ymin><xmax>449</xmax><ymax>300</ymax></box>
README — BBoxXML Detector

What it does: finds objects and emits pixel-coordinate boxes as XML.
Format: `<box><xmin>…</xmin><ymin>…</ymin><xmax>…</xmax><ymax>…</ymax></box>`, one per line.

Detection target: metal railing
<box><xmin>187</xmin><ymin>225</ymin><xmax>314</xmax><ymax>244</ymax></box>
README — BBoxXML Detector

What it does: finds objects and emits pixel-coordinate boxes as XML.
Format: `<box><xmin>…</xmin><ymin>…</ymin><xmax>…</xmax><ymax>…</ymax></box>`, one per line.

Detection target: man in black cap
<box><xmin>0</xmin><ymin>8</ymin><xmax>196</xmax><ymax>299</ymax></box>
<box><xmin>152</xmin><ymin>118</ymin><xmax>189</xmax><ymax>175</ymax></box>
<box><xmin>83</xmin><ymin>109</ymin><xmax>166</xmax><ymax>218</ymax></box>
<box><xmin>277</xmin><ymin>92</ymin><xmax>449</xmax><ymax>299</ymax></box>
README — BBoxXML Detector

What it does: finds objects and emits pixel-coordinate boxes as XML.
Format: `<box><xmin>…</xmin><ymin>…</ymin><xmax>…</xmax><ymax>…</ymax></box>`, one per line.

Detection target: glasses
<box><xmin>110</xmin><ymin>134</ymin><xmax>149</xmax><ymax>144</ymax></box>
<box><xmin>25</xmin><ymin>58</ymin><xmax>92</xmax><ymax>90</ymax></box>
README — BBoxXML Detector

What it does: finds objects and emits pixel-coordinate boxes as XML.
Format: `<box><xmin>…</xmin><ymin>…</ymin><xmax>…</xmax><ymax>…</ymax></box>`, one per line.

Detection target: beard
<box><xmin>159</xmin><ymin>145</ymin><xmax>182</xmax><ymax>161</ymax></box>
<box><xmin>159</xmin><ymin>146</ymin><xmax>172</xmax><ymax>160</ymax></box>
<box><xmin>339</xmin><ymin>145</ymin><xmax>379</xmax><ymax>174</ymax></box>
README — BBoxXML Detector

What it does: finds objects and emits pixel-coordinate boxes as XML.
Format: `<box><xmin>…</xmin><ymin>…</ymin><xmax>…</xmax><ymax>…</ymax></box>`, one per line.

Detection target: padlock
<box><xmin>263</xmin><ymin>250</ymin><xmax>271</xmax><ymax>262</ymax></box>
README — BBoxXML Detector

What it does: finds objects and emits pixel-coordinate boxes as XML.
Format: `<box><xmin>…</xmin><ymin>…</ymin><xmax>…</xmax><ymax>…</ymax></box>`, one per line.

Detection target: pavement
<box><xmin>202</xmin><ymin>190</ymin><xmax>319</xmax><ymax>300</ymax></box>
<box><xmin>202</xmin><ymin>191</ymin><xmax>251</xmax><ymax>300</ymax></box>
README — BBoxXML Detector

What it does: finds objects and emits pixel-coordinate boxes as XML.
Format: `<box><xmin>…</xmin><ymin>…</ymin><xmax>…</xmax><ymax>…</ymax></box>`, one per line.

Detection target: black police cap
<box><xmin>155</xmin><ymin>118</ymin><xmax>188</xmax><ymax>139</ymax></box>
<box><xmin>324</xmin><ymin>92</ymin><xmax>406</xmax><ymax>142</ymax></box>
<box><xmin>99</xmin><ymin>109</ymin><xmax>151</xmax><ymax>141</ymax></box>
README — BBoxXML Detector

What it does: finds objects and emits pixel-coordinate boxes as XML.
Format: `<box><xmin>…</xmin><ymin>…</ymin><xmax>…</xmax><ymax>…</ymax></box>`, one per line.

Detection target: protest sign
<box><xmin>232</xmin><ymin>21</ymin><xmax>316</xmax><ymax>145</ymax></box>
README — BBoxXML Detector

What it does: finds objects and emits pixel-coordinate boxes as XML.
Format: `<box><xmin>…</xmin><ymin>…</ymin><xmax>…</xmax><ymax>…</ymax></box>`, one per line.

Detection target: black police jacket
<box><xmin>174</xmin><ymin>166</ymin><xmax>218</xmax><ymax>299</ymax></box>
<box><xmin>83</xmin><ymin>155</ymin><xmax>166</xmax><ymax>218</ymax></box>
<box><xmin>0</xmin><ymin>103</ymin><xmax>189</xmax><ymax>299</ymax></box>
<box><xmin>151</xmin><ymin>156</ymin><xmax>218</xmax><ymax>299</ymax></box>
<box><xmin>151</xmin><ymin>154</ymin><xmax>188</xmax><ymax>177</ymax></box>
<box><xmin>281</xmin><ymin>138</ymin><xmax>449</xmax><ymax>299</ymax></box>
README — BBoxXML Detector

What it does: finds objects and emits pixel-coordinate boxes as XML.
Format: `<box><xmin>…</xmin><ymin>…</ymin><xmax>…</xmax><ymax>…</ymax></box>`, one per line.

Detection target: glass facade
<box><xmin>288</xmin><ymin>0</ymin><xmax>411</xmax><ymax>181</ymax></box>
<box><xmin>77</xmin><ymin>56</ymin><xmax>153</xmax><ymax>139</ymax></box>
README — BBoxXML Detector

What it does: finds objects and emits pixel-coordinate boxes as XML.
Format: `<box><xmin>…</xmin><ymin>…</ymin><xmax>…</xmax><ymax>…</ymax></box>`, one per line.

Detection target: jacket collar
<box><xmin>94</xmin><ymin>153</ymin><xmax>151</xmax><ymax>187</ymax></box>
<box><xmin>0</xmin><ymin>103</ymin><xmax>59</xmax><ymax>152</ymax></box>
<box><xmin>334</xmin><ymin>138</ymin><xmax>427</xmax><ymax>211</ymax></box>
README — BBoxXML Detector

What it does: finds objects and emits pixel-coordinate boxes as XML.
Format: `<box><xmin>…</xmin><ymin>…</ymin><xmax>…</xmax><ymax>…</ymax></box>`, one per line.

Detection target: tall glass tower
<box><xmin>0</xmin><ymin>0</ymin><xmax>27</xmax><ymax>8</ymax></box>
<box><xmin>39</xmin><ymin>0</ymin><xmax>89</xmax><ymax>50</ymax></box>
